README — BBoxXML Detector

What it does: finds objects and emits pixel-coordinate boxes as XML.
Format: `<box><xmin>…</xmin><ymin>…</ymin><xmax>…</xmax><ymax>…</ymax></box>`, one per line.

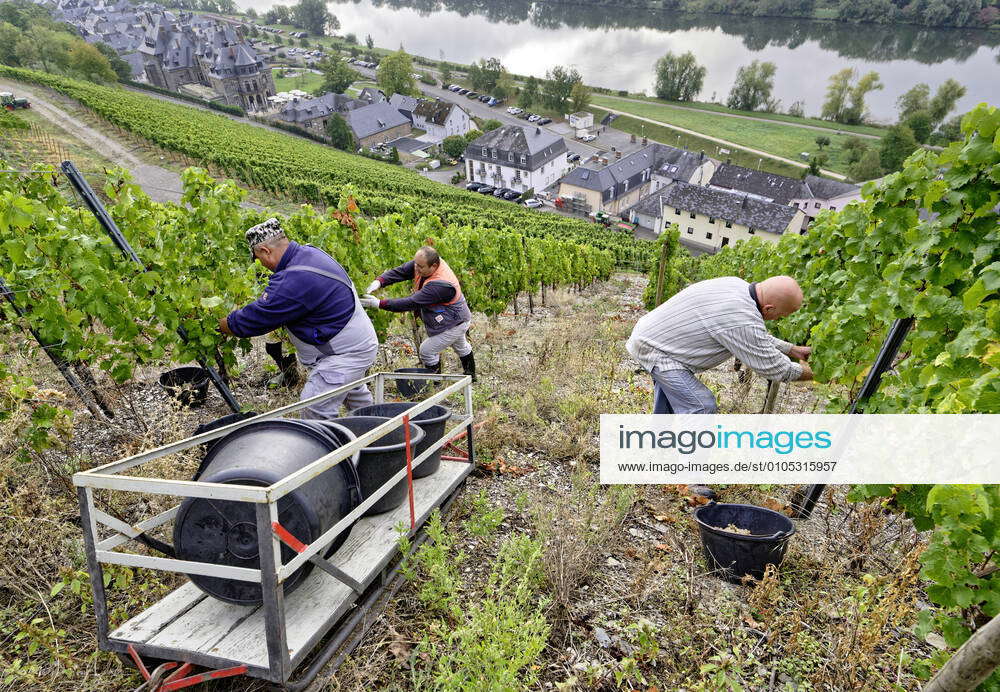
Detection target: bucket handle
<box><xmin>768</xmin><ymin>529</ymin><xmax>793</xmax><ymax>540</ymax></box>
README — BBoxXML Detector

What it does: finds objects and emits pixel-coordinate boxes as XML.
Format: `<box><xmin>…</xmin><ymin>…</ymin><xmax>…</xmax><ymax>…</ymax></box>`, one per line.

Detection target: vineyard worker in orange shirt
<box><xmin>219</xmin><ymin>218</ymin><xmax>379</xmax><ymax>419</ymax></box>
<box><xmin>360</xmin><ymin>246</ymin><xmax>476</xmax><ymax>381</ymax></box>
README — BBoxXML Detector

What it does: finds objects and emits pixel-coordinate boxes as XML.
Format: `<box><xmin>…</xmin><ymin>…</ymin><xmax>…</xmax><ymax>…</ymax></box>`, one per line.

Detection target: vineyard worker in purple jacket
<box><xmin>219</xmin><ymin>218</ymin><xmax>379</xmax><ymax>419</ymax></box>
<box><xmin>360</xmin><ymin>246</ymin><xmax>476</xmax><ymax>381</ymax></box>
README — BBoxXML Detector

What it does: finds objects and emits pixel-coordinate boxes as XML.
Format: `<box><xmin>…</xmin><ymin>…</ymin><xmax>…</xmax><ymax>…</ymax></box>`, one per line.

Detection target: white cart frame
<box><xmin>72</xmin><ymin>372</ymin><xmax>475</xmax><ymax>688</ymax></box>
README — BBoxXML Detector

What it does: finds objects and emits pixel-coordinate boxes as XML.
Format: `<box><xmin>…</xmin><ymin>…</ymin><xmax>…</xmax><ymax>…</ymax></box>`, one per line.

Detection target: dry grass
<box><xmin>1</xmin><ymin>273</ymin><xmax>942</xmax><ymax>691</ymax></box>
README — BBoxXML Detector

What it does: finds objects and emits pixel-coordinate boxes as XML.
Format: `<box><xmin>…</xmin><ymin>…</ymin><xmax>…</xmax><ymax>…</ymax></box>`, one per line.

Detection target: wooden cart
<box><xmin>72</xmin><ymin>372</ymin><xmax>475</xmax><ymax>690</ymax></box>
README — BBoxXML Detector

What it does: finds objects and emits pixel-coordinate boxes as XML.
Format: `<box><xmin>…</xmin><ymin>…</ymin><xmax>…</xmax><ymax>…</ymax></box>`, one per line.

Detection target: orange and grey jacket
<box><xmin>377</xmin><ymin>258</ymin><xmax>472</xmax><ymax>335</ymax></box>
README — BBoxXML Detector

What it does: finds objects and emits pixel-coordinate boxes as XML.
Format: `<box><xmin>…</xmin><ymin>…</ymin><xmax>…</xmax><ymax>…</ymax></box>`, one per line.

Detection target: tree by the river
<box><xmin>895</xmin><ymin>78</ymin><xmax>967</xmax><ymax>142</ymax></box>
<box><xmin>543</xmin><ymin>65</ymin><xmax>582</xmax><ymax>112</ymax></box>
<box><xmin>569</xmin><ymin>81</ymin><xmax>591</xmax><ymax>112</ymax></box>
<box><xmin>821</xmin><ymin>68</ymin><xmax>882</xmax><ymax>125</ymax></box>
<box><xmin>291</xmin><ymin>0</ymin><xmax>339</xmax><ymax>36</ymax></box>
<box><xmin>849</xmin><ymin>147</ymin><xmax>884</xmax><ymax>181</ymax></box>
<box><xmin>653</xmin><ymin>50</ymin><xmax>706</xmax><ymax>102</ymax></box>
<box><xmin>519</xmin><ymin>75</ymin><xmax>540</xmax><ymax>108</ymax></box>
<box><xmin>879</xmin><ymin>123</ymin><xmax>920</xmax><ymax>172</ymax></box>
<box><xmin>725</xmin><ymin>60</ymin><xmax>777</xmax><ymax>112</ymax></box>
<box><xmin>318</xmin><ymin>55</ymin><xmax>357</xmax><ymax>95</ymax></box>
<box><xmin>377</xmin><ymin>49</ymin><xmax>419</xmax><ymax>97</ymax></box>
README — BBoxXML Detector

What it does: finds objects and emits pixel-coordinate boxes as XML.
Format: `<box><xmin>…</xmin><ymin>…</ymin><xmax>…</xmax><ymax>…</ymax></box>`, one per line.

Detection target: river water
<box><xmin>245</xmin><ymin>0</ymin><xmax>1000</xmax><ymax>122</ymax></box>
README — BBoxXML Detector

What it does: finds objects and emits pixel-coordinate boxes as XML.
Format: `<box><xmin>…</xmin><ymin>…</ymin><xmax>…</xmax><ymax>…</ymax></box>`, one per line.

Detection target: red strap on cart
<box><xmin>403</xmin><ymin>414</ymin><xmax>416</xmax><ymax>530</ymax></box>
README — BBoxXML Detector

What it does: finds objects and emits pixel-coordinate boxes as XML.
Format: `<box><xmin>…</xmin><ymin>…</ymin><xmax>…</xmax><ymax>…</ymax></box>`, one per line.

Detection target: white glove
<box><xmin>359</xmin><ymin>294</ymin><xmax>380</xmax><ymax>309</ymax></box>
<box><xmin>365</xmin><ymin>280</ymin><xmax>381</xmax><ymax>294</ymax></box>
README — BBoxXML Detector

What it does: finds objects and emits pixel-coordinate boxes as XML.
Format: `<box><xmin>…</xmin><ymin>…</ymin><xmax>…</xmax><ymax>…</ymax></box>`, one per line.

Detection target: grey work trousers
<box><xmin>649</xmin><ymin>367</ymin><xmax>718</xmax><ymax>414</ymax></box>
<box><xmin>419</xmin><ymin>321</ymin><xmax>473</xmax><ymax>367</ymax></box>
<box><xmin>298</xmin><ymin>346</ymin><xmax>378</xmax><ymax>419</ymax></box>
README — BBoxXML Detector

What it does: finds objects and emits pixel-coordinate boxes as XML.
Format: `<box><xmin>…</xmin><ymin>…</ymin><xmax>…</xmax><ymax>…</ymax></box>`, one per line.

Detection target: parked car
<box><xmin>527</xmin><ymin>114</ymin><xmax>541</xmax><ymax>122</ymax></box>
<box><xmin>580</xmin><ymin>133</ymin><xmax>597</xmax><ymax>142</ymax></box>
<box><xmin>449</xmin><ymin>84</ymin><xmax>460</xmax><ymax>91</ymax></box>
<box><xmin>517</xmin><ymin>111</ymin><xmax>532</xmax><ymax>119</ymax></box>
<box><xmin>458</xmin><ymin>88</ymin><xmax>469</xmax><ymax>95</ymax></box>
<box><xmin>507</xmin><ymin>106</ymin><xmax>523</xmax><ymax>115</ymax></box>
<box><xmin>502</xmin><ymin>190</ymin><xmax>521</xmax><ymax>201</ymax></box>
<box><xmin>567</xmin><ymin>152</ymin><xmax>581</xmax><ymax>162</ymax></box>
<box><xmin>487</xmin><ymin>98</ymin><xmax>501</xmax><ymax>106</ymax></box>
<box><xmin>478</xmin><ymin>94</ymin><xmax>491</xmax><ymax>103</ymax></box>
<box><xmin>537</xmin><ymin>117</ymin><xmax>552</xmax><ymax>125</ymax></box>
<box><xmin>466</xmin><ymin>181</ymin><xmax>485</xmax><ymax>191</ymax></box>
<box><xmin>466</xmin><ymin>91</ymin><xmax>479</xmax><ymax>99</ymax></box>
<box><xmin>523</xmin><ymin>198</ymin><xmax>543</xmax><ymax>208</ymax></box>
<box><xmin>492</xmin><ymin>187</ymin><xmax>510</xmax><ymax>197</ymax></box>
<box><xmin>477</xmin><ymin>185</ymin><xmax>496</xmax><ymax>194</ymax></box>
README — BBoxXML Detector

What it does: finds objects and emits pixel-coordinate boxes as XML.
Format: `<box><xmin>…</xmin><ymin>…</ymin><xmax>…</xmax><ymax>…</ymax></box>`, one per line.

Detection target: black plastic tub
<box><xmin>327</xmin><ymin>416</ymin><xmax>425</xmax><ymax>516</ymax></box>
<box><xmin>191</xmin><ymin>412</ymin><xmax>258</xmax><ymax>469</ymax></box>
<box><xmin>692</xmin><ymin>502</ymin><xmax>795</xmax><ymax>582</ymax></box>
<box><xmin>299</xmin><ymin>420</ymin><xmax>361</xmax><ymax>467</ymax></box>
<box><xmin>159</xmin><ymin>366</ymin><xmax>210</xmax><ymax>407</ymax></box>
<box><xmin>173</xmin><ymin>418</ymin><xmax>361</xmax><ymax>605</ymax></box>
<box><xmin>393</xmin><ymin>367</ymin><xmax>434</xmax><ymax>397</ymax></box>
<box><xmin>351</xmin><ymin>403</ymin><xmax>451</xmax><ymax>478</ymax></box>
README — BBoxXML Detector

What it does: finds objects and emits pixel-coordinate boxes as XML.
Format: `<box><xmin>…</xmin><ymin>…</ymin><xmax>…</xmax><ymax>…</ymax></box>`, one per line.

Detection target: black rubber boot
<box><xmin>425</xmin><ymin>360</ymin><xmax>442</xmax><ymax>374</ymax></box>
<box><xmin>459</xmin><ymin>352</ymin><xmax>477</xmax><ymax>382</ymax></box>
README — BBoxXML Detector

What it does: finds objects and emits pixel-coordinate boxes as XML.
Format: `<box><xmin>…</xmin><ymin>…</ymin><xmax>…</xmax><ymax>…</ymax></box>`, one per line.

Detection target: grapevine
<box><xmin>0</xmin><ymin>66</ymin><xmax>653</xmax><ymax>270</ymax></box>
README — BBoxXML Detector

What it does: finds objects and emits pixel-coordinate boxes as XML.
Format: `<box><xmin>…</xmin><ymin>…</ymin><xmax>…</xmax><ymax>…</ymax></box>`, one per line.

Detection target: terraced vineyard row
<box><xmin>0</xmin><ymin>67</ymin><xmax>653</xmax><ymax>270</ymax></box>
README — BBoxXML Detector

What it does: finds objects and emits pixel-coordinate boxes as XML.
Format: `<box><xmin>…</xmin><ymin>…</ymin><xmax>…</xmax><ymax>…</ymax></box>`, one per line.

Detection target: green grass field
<box><xmin>589</xmin><ymin>106</ymin><xmax>808</xmax><ymax>180</ymax></box>
<box><xmin>273</xmin><ymin>70</ymin><xmax>324</xmax><ymax>94</ymax></box>
<box><xmin>596</xmin><ymin>94</ymin><xmax>885</xmax><ymax>138</ymax></box>
<box><xmin>591</xmin><ymin>95</ymin><xmax>868</xmax><ymax>176</ymax></box>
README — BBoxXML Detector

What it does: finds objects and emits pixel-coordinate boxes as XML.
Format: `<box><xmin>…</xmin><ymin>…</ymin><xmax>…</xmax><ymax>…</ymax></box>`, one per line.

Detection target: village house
<box><xmin>344</xmin><ymin>101</ymin><xmax>412</xmax><ymax>150</ymax></box>
<box><xmin>557</xmin><ymin>144</ymin><xmax>716</xmax><ymax>216</ymax></box>
<box><xmin>628</xmin><ymin>180</ymin><xmax>804</xmax><ymax>254</ymax></box>
<box><xmin>276</xmin><ymin>93</ymin><xmax>365</xmax><ymax>136</ymax></box>
<box><xmin>791</xmin><ymin>175</ymin><xmax>862</xmax><ymax>229</ymax></box>
<box><xmin>389</xmin><ymin>95</ymin><xmax>472</xmax><ymax>141</ymax></box>
<box><xmin>709</xmin><ymin>163</ymin><xmax>860</xmax><ymax>232</ymax></box>
<box><xmin>464</xmin><ymin>125</ymin><xmax>567</xmax><ymax>194</ymax></box>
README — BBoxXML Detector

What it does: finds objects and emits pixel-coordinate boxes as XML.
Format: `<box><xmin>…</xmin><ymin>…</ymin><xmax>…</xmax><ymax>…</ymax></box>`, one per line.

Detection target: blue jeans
<box><xmin>650</xmin><ymin>368</ymin><xmax>718</xmax><ymax>414</ymax></box>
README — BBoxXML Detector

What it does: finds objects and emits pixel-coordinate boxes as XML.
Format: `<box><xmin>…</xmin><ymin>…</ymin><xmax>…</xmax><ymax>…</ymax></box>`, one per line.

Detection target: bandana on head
<box><xmin>245</xmin><ymin>217</ymin><xmax>284</xmax><ymax>252</ymax></box>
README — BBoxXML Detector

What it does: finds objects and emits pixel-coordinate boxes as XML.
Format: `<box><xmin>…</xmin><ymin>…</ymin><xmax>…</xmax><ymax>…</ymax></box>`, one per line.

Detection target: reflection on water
<box><xmin>367</xmin><ymin>0</ymin><xmax>1000</xmax><ymax>64</ymax></box>
<box><xmin>245</xmin><ymin>0</ymin><xmax>1000</xmax><ymax>120</ymax></box>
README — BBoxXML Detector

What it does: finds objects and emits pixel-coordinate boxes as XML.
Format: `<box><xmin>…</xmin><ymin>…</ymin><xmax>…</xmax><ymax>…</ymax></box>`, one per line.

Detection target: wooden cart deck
<box><xmin>110</xmin><ymin>459</ymin><xmax>471</xmax><ymax>672</ymax></box>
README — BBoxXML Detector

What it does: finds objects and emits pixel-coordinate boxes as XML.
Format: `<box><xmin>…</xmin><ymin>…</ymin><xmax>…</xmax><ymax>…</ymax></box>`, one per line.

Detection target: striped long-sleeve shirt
<box><xmin>626</xmin><ymin>277</ymin><xmax>802</xmax><ymax>382</ymax></box>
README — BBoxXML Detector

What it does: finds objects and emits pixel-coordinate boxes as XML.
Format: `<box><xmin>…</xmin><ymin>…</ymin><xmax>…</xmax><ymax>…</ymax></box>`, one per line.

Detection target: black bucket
<box><xmin>393</xmin><ymin>368</ymin><xmax>435</xmax><ymax>397</ymax></box>
<box><xmin>159</xmin><ymin>366</ymin><xmax>210</xmax><ymax>407</ymax></box>
<box><xmin>299</xmin><ymin>420</ymin><xmax>361</xmax><ymax>467</ymax></box>
<box><xmin>173</xmin><ymin>418</ymin><xmax>361</xmax><ymax>605</ymax></box>
<box><xmin>351</xmin><ymin>403</ymin><xmax>451</xmax><ymax>478</ymax></box>
<box><xmin>692</xmin><ymin>502</ymin><xmax>795</xmax><ymax>582</ymax></box>
<box><xmin>326</xmin><ymin>415</ymin><xmax>425</xmax><ymax>516</ymax></box>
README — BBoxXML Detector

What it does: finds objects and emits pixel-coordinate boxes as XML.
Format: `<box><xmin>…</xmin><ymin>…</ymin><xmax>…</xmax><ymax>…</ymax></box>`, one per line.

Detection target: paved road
<box><xmin>595</xmin><ymin>104</ymin><xmax>848</xmax><ymax>181</ymax></box>
<box><xmin>595</xmin><ymin>94</ymin><xmax>881</xmax><ymax>140</ymax></box>
<box><xmin>1</xmin><ymin>80</ymin><xmax>186</xmax><ymax>203</ymax></box>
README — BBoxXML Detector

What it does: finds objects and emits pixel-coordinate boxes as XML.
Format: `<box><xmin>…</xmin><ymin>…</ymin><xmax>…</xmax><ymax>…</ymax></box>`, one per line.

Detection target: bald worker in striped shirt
<box><xmin>627</xmin><ymin>275</ymin><xmax>813</xmax><ymax>416</ymax></box>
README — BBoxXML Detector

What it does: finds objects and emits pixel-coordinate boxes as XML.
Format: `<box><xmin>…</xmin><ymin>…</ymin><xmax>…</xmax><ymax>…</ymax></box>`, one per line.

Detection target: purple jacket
<box><xmin>227</xmin><ymin>242</ymin><xmax>356</xmax><ymax>346</ymax></box>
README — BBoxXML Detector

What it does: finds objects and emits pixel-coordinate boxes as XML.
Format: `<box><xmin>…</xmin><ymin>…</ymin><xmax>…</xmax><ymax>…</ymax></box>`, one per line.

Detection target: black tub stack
<box><xmin>177</xmin><ymin>401</ymin><xmax>451</xmax><ymax>603</ymax></box>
